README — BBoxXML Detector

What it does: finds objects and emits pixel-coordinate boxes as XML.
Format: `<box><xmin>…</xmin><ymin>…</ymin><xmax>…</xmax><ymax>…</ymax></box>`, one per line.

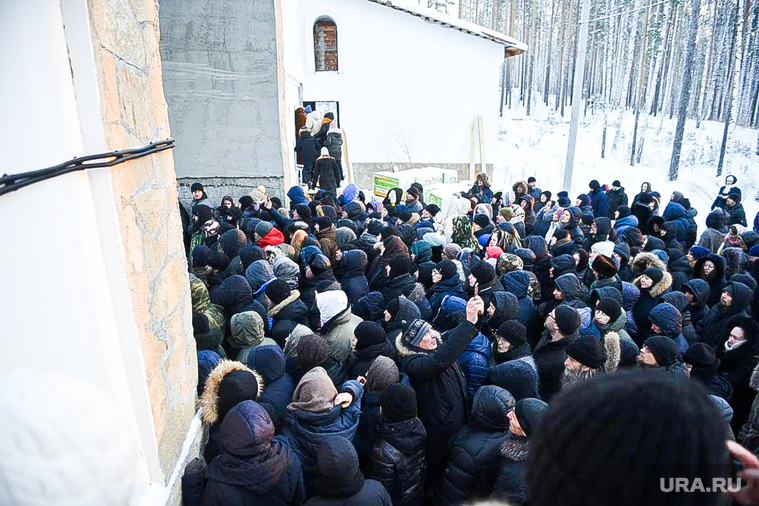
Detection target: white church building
<box><xmin>160</xmin><ymin>0</ymin><xmax>526</xmax><ymax>201</ymax></box>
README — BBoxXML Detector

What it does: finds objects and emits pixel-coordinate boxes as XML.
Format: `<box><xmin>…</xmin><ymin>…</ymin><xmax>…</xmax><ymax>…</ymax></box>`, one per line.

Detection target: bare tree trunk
<box><xmin>718</xmin><ymin>0</ymin><xmax>743</xmax><ymax>176</ymax></box>
<box><xmin>669</xmin><ymin>0</ymin><xmax>702</xmax><ymax>181</ymax></box>
<box><xmin>630</xmin><ymin>0</ymin><xmax>651</xmax><ymax>166</ymax></box>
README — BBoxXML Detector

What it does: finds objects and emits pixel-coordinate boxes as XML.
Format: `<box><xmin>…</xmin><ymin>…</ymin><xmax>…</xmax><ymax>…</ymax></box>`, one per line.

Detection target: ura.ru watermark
<box><xmin>660</xmin><ymin>478</ymin><xmax>743</xmax><ymax>493</ymax></box>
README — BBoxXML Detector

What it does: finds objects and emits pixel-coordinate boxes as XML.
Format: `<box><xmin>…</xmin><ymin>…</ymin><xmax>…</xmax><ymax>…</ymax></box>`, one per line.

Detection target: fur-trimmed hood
<box><xmin>603</xmin><ymin>331</ymin><xmax>621</xmax><ymax>373</ymax></box>
<box><xmin>633</xmin><ymin>270</ymin><xmax>673</xmax><ymax>298</ymax></box>
<box><xmin>201</xmin><ymin>360</ymin><xmax>264</xmax><ymax>425</ymax></box>
<box><xmin>501</xmin><ymin>435</ymin><xmax>530</xmax><ymax>462</ymax></box>
<box><xmin>512</xmin><ymin>180</ymin><xmax>529</xmax><ymax>196</ymax></box>
<box><xmin>395</xmin><ymin>330</ymin><xmax>432</xmax><ymax>358</ymax></box>
<box><xmin>267</xmin><ymin>290</ymin><xmax>301</xmax><ymax>318</ymax></box>
<box><xmin>631</xmin><ymin>251</ymin><xmax>668</xmax><ymax>276</ymax></box>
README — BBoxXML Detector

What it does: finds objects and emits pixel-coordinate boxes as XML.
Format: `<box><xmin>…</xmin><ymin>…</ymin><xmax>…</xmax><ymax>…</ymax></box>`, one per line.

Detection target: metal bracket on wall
<box><xmin>0</xmin><ymin>139</ymin><xmax>175</xmax><ymax>197</ymax></box>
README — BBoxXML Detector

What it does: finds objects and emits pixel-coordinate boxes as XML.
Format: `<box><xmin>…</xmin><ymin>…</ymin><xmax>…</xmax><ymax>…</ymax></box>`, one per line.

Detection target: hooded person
<box><xmin>683</xmin><ymin>343</ymin><xmax>732</xmax><ymax>401</ymax></box>
<box><xmin>699</xmin><ymin>211</ymin><xmax>729</xmax><ymax>253</ymax></box>
<box><xmin>281</xmin><ymin>367</ymin><xmax>364</xmax><ymax>496</ymax></box>
<box><xmin>436</xmin><ymin>386</ymin><xmax>516</xmax><ymax>505</ymax></box>
<box><xmin>244</xmin><ymin>345</ymin><xmax>296</xmax><ymax>430</ymax></box>
<box><xmin>697</xmin><ymin>281</ymin><xmax>753</xmax><ymax>347</ymax></box>
<box><xmin>682</xmin><ymin>277</ymin><xmax>712</xmax><ymax>328</ymax></box>
<box><xmin>201</xmin><ymin>360</ymin><xmax>265</xmax><ymax>463</ymax></box>
<box><xmin>501</xmin><ymin>270</ymin><xmax>536</xmax><ymax>333</ymax></box>
<box><xmin>483</xmin><ymin>291</ymin><xmax>521</xmax><ymax>341</ymax></box>
<box><xmin>230</xmin><ymin>311</ymin><xmax>278</xmax><ymax>362</ymax></box>
<box><xmin>368</xmin><ymin>384</ymin><xmax>427</xmax><ymax>506</ymax></box>
<box><xmin>632</xmin><ymin>267</ymin><xmax>672</xmax><ymax>345</ymax></box>
<box><xmin>647</xmin><ymin>303</ymin><xmax>689</xmax><ymax>353</ymax></box>
<box><xmin>317</xmin><ymin>288</ymin><xmax>362</xmax><ymax>362</ymax></box>
<box><xmin>200</xmin><ymin>400</ymin><xmax>306</xmax><ymax>506</ymax></box>
<box><xmin>348</xmin><ymin>321</ymin><xmax>396</xmax><ymax>379</ymax></box>
<box><xmin>313</xmin><ymin>216</ymin><xmax>339</xmax><ymax>264</ymax></box>
<box><xmin>533</xmin><ymin>305</ymin><xmax>581</xmax><ymax>401</ymax></box>
<box><xmin>382</xmin><ymin>296</ymin><xmax>422</xmax><ymax>346</ymax></box>
<box><xmin>336</xmin><ymin>249</ymin><xmax>370</xmax><ymax>307</ymax></box>
<box><xmin>306</xmin><ymin>436</ymin><xmax>392</xmax><ymax>506</ymax></box>
<box><xmin>382</xmin><ymin>255</ymin><xmax>432</xmax><ymax>320</ymax></box>
<box><xmin>488</xmin><ymin>354</ymin><xmax>539</xmax><ymax>400</ymax></box>
<box><xmin>265</xmin><ymin>278</ymin><xmax>310</xmax><ymax>348</ymax></box>
<box><xmin>527</xmin><ymin>371</ymin><xmax>730</xmax><ymax>506</ymax></box>
<box><xmin>715</xmin><ymin>316</ymin><xmax>759</xmax><ymax>432</ymax></box>
<box><xmin>468</xmin><ymin>259</ymin><xmax>504</xmax><ymax>299</ymax></box>
<box><xmin>190</xmin><ymin>276</ymin><xmax>227</xmax><ymax>356</ymax></box>
<box><xmin>368</xmin><ymin>236</ymin><xmax>410</xmax><ymax>291</ymax></box>
<box><xmin>395</xmin><ymin>297</ymin><xmax>484</xmax><ymax>485</ymax></box>
<box><xmin>213</xmin><ymin>275</ymin><xmax>268</xmax><ymax>330</ymax></box>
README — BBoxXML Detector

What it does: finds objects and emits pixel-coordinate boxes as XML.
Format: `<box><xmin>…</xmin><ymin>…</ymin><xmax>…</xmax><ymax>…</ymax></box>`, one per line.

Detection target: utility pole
<box><xmin>563</xmin><ymin>0</ymin><xmax>591</xmax><ymax>191</ymax></box>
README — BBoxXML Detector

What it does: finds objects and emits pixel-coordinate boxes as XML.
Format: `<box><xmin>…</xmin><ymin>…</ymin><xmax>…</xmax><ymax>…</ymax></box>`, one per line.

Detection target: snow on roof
<box><xmin>366</xmin><ymin>0</ymin><xmax>528</xmax><ymax>55</ymax></box>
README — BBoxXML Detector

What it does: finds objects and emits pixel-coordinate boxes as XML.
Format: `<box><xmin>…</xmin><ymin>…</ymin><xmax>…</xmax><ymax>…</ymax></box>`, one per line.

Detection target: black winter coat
<box><xmin>305</xmin><ymin>480</ymin><xmax>392</xmax><ymax>506</ymax></box>
<box><xmin>727</xmin><ymin>203</ymin><xmax>748</xmax><ymax>227</ymax></box>
<box><xmin>202</xmin><ymin>402</ymin><xmax>305</xmax><ymax>506</ymax></box>
<box><xmin>369</xmin><ymin>417</ymin><xmax>427</xmax><ymax>506</ymax></box>
<box><xmin>395</xmin><ymin>320</ymin><xmax>478</xmax><ymax>439</ymax></box>
<box><xmin>715</xmin><ymin>315</ymin><xmax>759</xmax><ymax>433</ymax></box>
<box><xmin>436</xmin><ymin>385</ymin><xmax>513</xmax><ymax>505</ymax></box>
<box><xmin>340</xmin><ymin>251</ymin><xmax>371</xmax><ymax>307</ymax></box>
<box><xmin>606</xmin><ymin>187</ymin><xmax>628</xmax><ymax>219</ymax></box>
<box><xmin>245</xmin><ymin>346</ymin><xmax>295</xmax><ymax>430</ymax></box>
<box><xmin>491</xmin><ymin>435</ymin><xmax>531</xmax><ymax>505</ymax></box>
<box><xmin>533</xmin><ymin>329</ymin><xmax>579</xmax><ymax>401</ymax></box>
<box><xmin>697</xmin><ymin>282</ymin><xmax>753</xmax><ymax>347</ymax></box>
<box><xmin>313</xmin><ymin>156</ymin><xmax>341</xmax><ymax>195</ymax></box>
<box><xmin>267</xmin><ymin>290</ymin><xmax>310</xmax><ymax>348</ymax></box>
<box><xmin>694</xmin><ymin>255</ymin><xmax>728</xmax><ymax>307</ymax></box>
<box><xmin>349</xmin><ymin>339</ymin><xmax>397</xmax><ymax>379</ymax></box>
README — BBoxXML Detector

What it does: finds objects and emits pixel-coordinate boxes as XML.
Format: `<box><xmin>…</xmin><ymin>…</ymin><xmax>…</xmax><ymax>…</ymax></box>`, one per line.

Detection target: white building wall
<box><xmin>291</xmin><ymin>0</ymin><xmax>502</xmax><ymax>166</ymax></box>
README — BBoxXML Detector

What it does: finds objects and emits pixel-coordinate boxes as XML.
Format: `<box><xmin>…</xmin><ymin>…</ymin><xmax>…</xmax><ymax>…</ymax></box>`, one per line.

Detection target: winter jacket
<box><xmin>349</xmin><ymin>339</ymin><xmax>397</xmax><ymax>379</ymax></box>
<box><xmin>501</xmin><ymin>271</ymin><xmax>536</xmax><ymax>331</ymax></box>
<box><xmin>588</xmin><ymin>188</ymin><xmax>608</xmax><ymax>218</ymax></box>
<box><xmin>268</xmin><ymin>290</ymin><xmax>310</xmax><ymax>348</ymax></box>
<box><xmin>202</xmin><ymin>401</ymin><xmax>305</xmax><ymax>506</ymax></box>
<box><xmin>369</xmin><ymin>417</ymin><xmax>427</xmax><ymax>506</ymax></box>
<box><xmin>713</xmin><ymin>185</ymin><xmax>742</xmax><ymax>210</ymax></box>
<box><xmin>662</xmin><ymin>202</ymin><xmax>690</xmax><ymax>247</ymax></box>
<box><xmin>282</xmin><ymin>379</ymin><xmax>363</xmax><ymax>495</ymax></box>
<box><xmin>322</xmin><ymin>131</ymin><xmax>343</xmax><ymax>161</ymax></box>
<box><xmin>621</xmin><ymin>281</ymin><xmax>641</xmax><ymax>338</ymax></box>
<box><xmin>383</xmin><ymin>274</ymin><xmax>432</xmax><ymax>321</ymax></box>
<box><xmin>533</xmin><ymin>329</ymin><xmax>579</xmax><ymax>401</ymax></box>
<box><xmin>685</xmin><ymin>207</ymin><xmax>699</xmax><ymax>249</ymax></box>
<box><xmin>668</xmin><ymin>255</ymin><xmax>693</xmax><ymax>292</ymax></box>
<box><xmin>313</xmin><ymin>156</ymin><xmax>341</xmax><ymax>195</ymax></box>
<box><xmin>606</xmin><ymin>187</ymin><xmax>628</xmax><ymax>219</ymax></box>
<box><xmin>614</xmin><ymin>214</ymin><xmax>639</xmax><ymax>238</ymax></box>
<box><xmin>684</xmin><ymin>278</ymin><xmax>711</xmax><ymax>329</ymax></box>
<box><xmin>245</xmin><ymin>346</ymin><xmax>295</xmax><ymax>430</ymax></box>
<box><xmin>457</xmin><ymin>332</ymin><xmax>493</xmax><ymax>402</ymax></box>
<box><xmin>697</xmin><ymin>282</ymin><xmax>753</xmax><ymax>347</ymax></box>
<box><xmin>693</xmin><ymin>255</ymin><xmax>728</xmax><ymax>307</ymax></box>
<box><xmin>727</xmin><ymin>203</ymin><xmax>748</xmax><ymax>227</ymax></box>
<box><xmin>429</xmin><ymin>275</ymin><xmax>466</xmax><ymax>317</ymax></box>
<box><xmin>395</xmin><ymin>320</ymin><xmax>478</xmax><ymax>439</ymax></box>
<box><xmin>339</xmin><ymin>250</ymin><xmax>370</xmax><ymax>307</ymax></box>
<box><xmin>316</xmin><ymin>225</ymin><xmax>339</xmax><ymax>265</ymax></box>
<box><xmin>491</xmin><ymin>434</ymin><xmax>531</xmax><ymax>505</ymax></box>
<box><xmin>436</xmin><ymin>385</ymin><xmax>514</xmax><ymax>505</ymax></box>
<box><xmin>631</xmin><ymin>270</ymin><xmax>673</xmax><ymax>346</ymax></box>
<box><xmin>295</xmin><ymin>132</ymin><xmax>318</xmax><ymax>178</ymax></box>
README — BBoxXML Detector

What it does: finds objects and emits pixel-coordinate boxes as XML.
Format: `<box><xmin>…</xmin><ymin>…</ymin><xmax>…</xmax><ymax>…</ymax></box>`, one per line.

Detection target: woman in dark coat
<box><xmin>715</xmin><ymin>315</ymin><xmax>759</xmax><ymax>433</ymax></box>
<box><xmin>201</xmin><ymin>401</ymin><xmax>305</xmax><ymax>505</ymax></box>
<box><xmin>631</xmin><ymin>267</ymin><xmax>672</xmax><ymax>346</ymax></box>
<box><xmin>712</xmin><ymin>175</ymin><xmax>741</xmax><ymax>210</ymax></box>
<box><xmin>369</xmin><ymin>384</ymin><xmax>427</xmax><ymax>506</ymax></box>
<box><xmin>368</xmin><ymin>236</ymin><xmax>410</xmax><ymax>291</ymax></box>
<box><xmin>693</xmin><ymin>254</ymin><xmax>727</xmax><ymax>307</ymax></box>
<box><xmin>436</xmin><ymin>386</ymin><xmax>515</xmax><ymax>505</ymax></box>
<box><xmin>428</xmin><ymin>260</ymin><xmax>466</xmax><ymax>317</ymax></box>
<box><xmin>697</xmin><ymin>281</ymin><xmax>754</xmax><ymax>347</ymax></box>
<box><xmin>313</xmin><ymin>148</ymin><xmax>341</xmax><ymax>196</ymax></box>
<box><xmin>295</xmin><ymin>128</ymin><xmax>319</xmax><ymax>188</ymax></box>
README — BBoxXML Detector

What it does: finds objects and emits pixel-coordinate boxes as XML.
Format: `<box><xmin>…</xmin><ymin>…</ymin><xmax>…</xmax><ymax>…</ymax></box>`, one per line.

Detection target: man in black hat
<box><xmin>562</xmin><ymin>335</ymin><xmax>605</xmax><ymax>390</ymax></box>
<box><xmin>527</xmin><ymin>176</ymin><xmax>542</xmax><ymax>200</ymax></box>
<box><xmin>726</xmin><ymin>193</ymin><xmax>747</xmax><ymax>227</ymax></box>
<box><xmin>190</xmin><ymin>181</ymin><xmax>214</xmax><ymax>212</ymax></box>
<box><xmin>395</xmin><ymin>295</ymin><xmax>485</xmax><ymax>485</ymax></box>
<box><xmin>533</xmin><ymin>305</ymin><xmax>581</xmax><ymax>401</ymax></box>
<box><xmin>403</xmin><ymin>186</ymin><xmax>423</xmax><ymax>213</ymax></box>
<box><xmin>637</xmin><ymin>336</ymin><xmax>687</xmax><ymax>377</ymax></box>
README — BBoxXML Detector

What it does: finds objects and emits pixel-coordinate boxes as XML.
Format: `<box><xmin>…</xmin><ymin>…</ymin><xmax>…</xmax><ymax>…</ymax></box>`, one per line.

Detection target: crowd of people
<box><xmin>182</xmin><ymin>173</ymin><xmax>759</xmax><ymax>505</ymax></box>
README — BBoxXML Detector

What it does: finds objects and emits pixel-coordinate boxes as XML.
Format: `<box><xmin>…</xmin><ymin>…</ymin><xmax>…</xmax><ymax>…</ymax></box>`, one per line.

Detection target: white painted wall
<box><xmin>0</xmin><ymin>1</ymin><xmax>162</xmax><ymax>503</ymax></box>
<box><xmin>288</xmin><ymin>0</ymin><xmax>502</xmax><ymax>165</ymax></box>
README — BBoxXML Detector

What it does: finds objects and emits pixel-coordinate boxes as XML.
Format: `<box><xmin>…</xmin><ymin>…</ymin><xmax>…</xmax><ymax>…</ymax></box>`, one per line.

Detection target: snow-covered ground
<box><xmin>494</xmin><ymin>99</ymin><xmax>759</xmax><ymax>230</ymax></box>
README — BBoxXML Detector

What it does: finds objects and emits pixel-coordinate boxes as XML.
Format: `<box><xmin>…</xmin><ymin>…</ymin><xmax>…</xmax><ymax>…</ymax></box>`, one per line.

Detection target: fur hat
<box><xmin>566</xmin><ymin>335</ymin><xmax>605</xmax><ymax>369</ymax></box>
<box><xmin>592</xmin><ymin>254</ymin><xmax>618</xmax><ymax>277</ymax></box>
<box><xmin>366</xmin><ymin>356</ymin><xmax>399</xmax><ymax>392</ymax></box>
<box><xmin>388</xmin><ymin>255</ymin><xmax>413</xmax><ymax>279</ymax></box>
<box><xmin>315</xmin><ymin>216</ymin><xmax>332</xmax><ymax>231</ymax></box>
<box><xmin>191</xmin><ymin>182</ymin><xmax>204</xmax><ymax>192</ymax></box>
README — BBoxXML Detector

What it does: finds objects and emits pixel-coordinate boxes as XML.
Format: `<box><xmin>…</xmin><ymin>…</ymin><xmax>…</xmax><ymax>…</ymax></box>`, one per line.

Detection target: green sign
<box><xmin>374</xmin><ymin>174</ymin><xmax>400</xmax><ymax>198</ymax></box>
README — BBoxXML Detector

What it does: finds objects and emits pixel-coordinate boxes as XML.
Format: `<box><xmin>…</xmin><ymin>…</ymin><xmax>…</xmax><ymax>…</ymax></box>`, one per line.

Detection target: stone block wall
<box><xmin>87</xmin><ymin>0</ymin><xmax>197</xmax><ymax>481</ymax></box>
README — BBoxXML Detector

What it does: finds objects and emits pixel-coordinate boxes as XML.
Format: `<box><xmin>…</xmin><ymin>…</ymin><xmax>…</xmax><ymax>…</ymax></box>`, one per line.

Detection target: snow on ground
<box><xmin>494</xmin><ymin>98</ymin><xmax>759</xmax><ymax>230</ymax></box>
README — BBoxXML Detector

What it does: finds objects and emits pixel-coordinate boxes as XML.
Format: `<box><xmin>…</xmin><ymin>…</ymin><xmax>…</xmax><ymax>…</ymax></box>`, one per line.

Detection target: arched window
<box><xmin>314</xmin><ymin>17</ymin><xmax>338</xmax><ymax>72</ymax></box>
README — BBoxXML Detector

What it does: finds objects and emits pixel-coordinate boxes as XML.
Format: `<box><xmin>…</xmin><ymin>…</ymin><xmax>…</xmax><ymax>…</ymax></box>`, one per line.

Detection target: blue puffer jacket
<box><xmin>457</xmin><ymin>332</ymin><xmax>492</xmax><ymax>402</ymax></box>
<box><xmin>621</xmin><ymin>282</ymin><xmax>640</xmax><ymax>339</ymax></box>
<box><xmin>614</xmin><ymin>214</ymin><xmax>639</xmax><ymax>238</ymax></box>
<box><xmin>433</xmin><ymin>295</ymin><xmax>468</xmax><ymax>328</ymax></box>
<box><xmin>501</xmin><ymin>271</ymin><xmax>536</xmax><ymax>329</ymax></box>
<box><xmin>429</xmin><ymin>276</ymin><xmax>466</xmax><ymax>316</ymax></box>
<box><xmin>662</xmin><ymin>202</ymin><xmax>689</xmax><ymax>247</ymax></box>
<box><xmin>589</xmin><ymin>188</ymin><xmax>608</xmax><ymax>218</ymax></box>
<box><xmin>245</xmin><ymin>345</ymin><xmax>295</xmax><ymax>430</ymax></box>
<box><xmin>282</xmin><ymin>379</ymin><xmax>363</xmax><ymax>496</ymax></box>
<box><xmin>649</xmin><ymin>303</ymin><xmax>689</xmax><ymax>353</ymax></box>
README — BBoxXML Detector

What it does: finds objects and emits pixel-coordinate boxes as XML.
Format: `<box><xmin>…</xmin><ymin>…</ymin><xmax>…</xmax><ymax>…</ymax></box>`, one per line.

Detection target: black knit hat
<box><xmin>618</xmin><ymin>338</ymin><xmax>640</xmax><ymax>367</ymax></box>
<box><xmin>208</xmin><ymin>252</ymin><xmax>231</xmax><ymax>271</ymax></box>
<box><xmin>402</xmin><ymin>319</ymin><xmax>432</xmax><ymax>348</ymax></box>
<box><xmin>616</xmin><ymin>205</ymin><xmax>631</xmax><ymax>218</ymax></box>
<box><xmin>528</xmin><ymin>176</ymin><xmax>536</xmax><ymax>183</ymax></box>
<box><xmin>191</xmin><ymin>182</ymin><xmax>204</xmax><ymax>192</ymax></box>
<box><xmin>566</xmin><ymin>335</ymin><xmax>605</xmax><ymax>369</ymax></box>
<box><xmin>497</xmin><ymin>320</ymin><xmax>527</xmax><ymax>347</ymax></box>
<box><xmin>380</xmin><ymin>383</ymin><xmax>417</xmax><ymax>422</ymax></box>
<box><xmin>612</xmin><ymin>180</ymin><xmax>621</xmax><ymax>187</ymax></box>
<box><xmin>683</xmin><ymin>343</ymin><xmax>717</xmax><ymax>368</ymax></box>
<box><xmin>470</xmin><ymin>261</ymin><xmax>496</xmax><ymax>286</ymax></box>
<box><xmin>354</xmin><ymin>321</ymin><xmax>387</xmax><ymax>351</ymax></box>
<box><xmin>596</xmin><ymin>298</ymin><xmax>622</xmax><ymax>322</ymax></box>
<box><xmin>389</xmin><ymin>255</ymin><xmax>413</xmax><ymax>279</ymax></box>
<box><xmin>592</xmin><ymin>254</ymin><xmax>618</xmax><ymax>277</ymax></box>
<box><xmin>554</xmin><ymin>305</ymin><xmax>581</xmax><ymax>335</ymax></box>
<box><xmin>309</xmin><ymin>254</ymin><xmax>332</xmax><ymax>275</ymax></box>
<box><xmin>436</xmin><ymin>259</ymin><xmax>458</xmax><ymax>280</ymax></box>
<box><xmin>644</xmin><ymin>336</ymin><xmax>680</xmax><ymax>366</ymax></box>
<box><xmin>527</xmin><ymin>371</ymin><xmax>729</xmax><ymax>506</ymax></box>
<box><xmin>514</xmin><ymin>398</ymin><xmax>549</xmax><ymax>438</ymax></box>
<box><xmin>295</xmin><ymin>204</ymin><xmax>312</xmax><ymax>220</ymax></box>
<box><xmin>641</xmin><ymin>267</ymin><xmax>664</xmax><ymax>285</ymax></box>
<box><xmin>217</xmin><ymin>370</ymin><xmax>261</xmax><ymax>423</ymax></box>
<box><xmin>728</xmin><ymin>192</ymin><xmax>741</xmax><ymax>203</ymax></box>
<box><xmin>192</xmin><ymin>311</ymin><xmax>210</xmax><ymax>335</ymax></box>
<box><xmin>474</xmin><ymin>214</ymin><xmax>490</xmax><ymax>229</ymax></box>
<box><xmin>425</xmin><ymin>204</ymin><xmax>441</xmax><ymax>216</ymax></box>
<box><xmin>613</xmin><ymin>243</ymin><xmax>631</xmax><ymax>264</ymax></box>
<box><xmin>315</xmin><ymin>216</ymin><xmax>332</xmax><ymax>231</ymax></box>
<box><xmin>589</xmin><ymin>180</ymin><xmax>601</xmax><ymax>190</ymax></box>
<box><xmin>265</xmin><ymin>279</ymin><xmax>292</xmax><ymax>305</ymax></box>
